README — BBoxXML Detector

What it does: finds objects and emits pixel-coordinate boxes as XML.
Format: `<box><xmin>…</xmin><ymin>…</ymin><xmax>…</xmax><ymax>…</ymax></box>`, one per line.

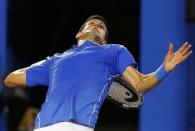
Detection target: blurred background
<box><xmin>0</xmin><ymin>0</ymin><xmax>195</xmax><ymax>131</ymax></box>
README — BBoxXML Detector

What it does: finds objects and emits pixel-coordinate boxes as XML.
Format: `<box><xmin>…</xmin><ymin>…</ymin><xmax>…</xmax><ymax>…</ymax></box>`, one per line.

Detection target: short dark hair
<box><xmin>78</xmin><ymin>15</ymin><xmax>108</xmax><ymax>43</ymax></box>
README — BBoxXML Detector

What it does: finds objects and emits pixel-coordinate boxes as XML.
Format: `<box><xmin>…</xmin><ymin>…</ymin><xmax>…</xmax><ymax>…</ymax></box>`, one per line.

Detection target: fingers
<box><xmin>172</xmin><ymin>42</ymin><xmax>192</xmax><ymax>65</ymax></box>
<box><xmin>168</xmin><ymin>43</ymin><xmax>174</xmax><ymax>54</ymax></box>
<box><xmin>178</xmin><ymin>50</ymin><xmax>192</xmax><ymax>64</ymax></box>
<box><xmin>179</xmin><ymin>42</ymin><xmax>189</xmax><ymax>53</ymax></box>
<box><xmin>183</xmin><ymin>50</ymin><xmax>193</xmax><ymax>60</ymax></box>
<box><xmin>181</xmin><ymin>44</ymin><xmax>192</xmax><ymax>55</ymax></box>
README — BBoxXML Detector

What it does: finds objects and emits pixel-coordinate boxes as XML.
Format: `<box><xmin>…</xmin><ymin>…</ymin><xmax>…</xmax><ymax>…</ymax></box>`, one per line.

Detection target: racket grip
<box><xmin>156</xmin><ymin>64</ymin><xmax>171</xmax><ymax>81</ymax></box>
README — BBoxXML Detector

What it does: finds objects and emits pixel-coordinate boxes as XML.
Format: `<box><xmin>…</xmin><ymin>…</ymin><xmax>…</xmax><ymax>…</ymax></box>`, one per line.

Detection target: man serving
<box><xmin>4</xmin><ymin>15</ymin><xmax>192</xmax><ymax>131</ymax></box>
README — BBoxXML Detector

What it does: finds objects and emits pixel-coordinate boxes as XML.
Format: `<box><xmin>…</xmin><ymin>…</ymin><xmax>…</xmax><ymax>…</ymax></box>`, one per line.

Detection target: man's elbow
<box><xmin>4</xmin><ymin>74</ymin><xmax>15</xmax><ymax>88</ymax></box>
<box><xmin>4</xmin><ymin>78</ymin><xmax>8</xmax><ymax>87</ymax></box>
<box><xmin>4</xmin><ymin>80</ymin><xmax>14</xmax><ymax>88</ymax></box>
<box><xmin>4</xmin><ymin>73</ymin><xmax>25</xmax><ymax>88</ymax></box>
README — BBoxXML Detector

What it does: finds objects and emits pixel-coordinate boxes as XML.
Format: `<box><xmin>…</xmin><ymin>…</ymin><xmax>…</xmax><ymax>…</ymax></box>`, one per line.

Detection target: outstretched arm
<box><xmin>123</xmin><ymin>42</ymin><xmax>192</xmax><ymax>93</ymax></box>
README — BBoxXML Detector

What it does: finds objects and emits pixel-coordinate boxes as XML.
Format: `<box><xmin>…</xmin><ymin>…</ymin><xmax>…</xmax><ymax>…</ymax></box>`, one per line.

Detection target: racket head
<box><xmin>107</xmin><ymin>77</ymin><xmax>144</xmax><ymax>109</ymax></box>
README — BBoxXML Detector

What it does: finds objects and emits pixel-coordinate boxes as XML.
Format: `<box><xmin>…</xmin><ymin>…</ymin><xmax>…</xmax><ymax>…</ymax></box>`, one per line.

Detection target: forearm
<box><xmin>123</xmin><ymin>65</ymin><xmax>170</xmax><ymax>94</ymax></box>
<box><xmin>136</xmin><ymin>64</ymin><xmax>171</xmax><ymax>93</ymax></box>
<box><xmin>123</xmin><ymin>42</ymin><xmax>192</xmax><ymax>94</ymax></box>
<box><xmin>135</xmin><ymin>72</ymin><xmax>160</xmax><ymax>93</ymax></box>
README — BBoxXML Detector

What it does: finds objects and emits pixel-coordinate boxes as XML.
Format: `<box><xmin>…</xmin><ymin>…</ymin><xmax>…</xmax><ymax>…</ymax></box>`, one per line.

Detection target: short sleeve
<box><xmin>26</xmin><ymin>57</ymin><xmax>51</xmax><ymax>87</ymax></box>
<box><xmin>115</xmin><ymin>45</ymin><xmax>137</xmax><ymax>75</ymax></box>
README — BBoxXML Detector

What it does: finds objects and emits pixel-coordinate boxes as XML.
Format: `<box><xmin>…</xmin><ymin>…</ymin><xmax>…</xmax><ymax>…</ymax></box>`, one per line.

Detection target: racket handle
<box><xmin>156</xmin><ymin>64</ymin><xmax>171</xmax><ymax>81</ymax></box>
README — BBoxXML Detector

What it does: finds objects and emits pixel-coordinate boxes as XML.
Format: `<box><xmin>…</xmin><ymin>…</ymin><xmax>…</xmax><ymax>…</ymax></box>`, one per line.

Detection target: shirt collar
<box><xmin>71</xmin><ymin>40</ymin><xmax>99</xmax><ymax>49</ymax></box>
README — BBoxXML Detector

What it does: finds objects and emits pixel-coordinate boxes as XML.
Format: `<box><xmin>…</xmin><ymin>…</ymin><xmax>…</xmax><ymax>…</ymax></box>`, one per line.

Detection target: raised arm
<box><xmin>4</xmin><ymin>57</ymin><xmax>50</xmax><ymax>88</ymax></box>
<box><xmin>123</xmin><ymin>42</ymin><xmax>192</xmax><ymax>93</ymax></box>
<box><xmin>4</xmin><ymin>68</ymin><xmax>27</xmax><ymax>88</ymax></box>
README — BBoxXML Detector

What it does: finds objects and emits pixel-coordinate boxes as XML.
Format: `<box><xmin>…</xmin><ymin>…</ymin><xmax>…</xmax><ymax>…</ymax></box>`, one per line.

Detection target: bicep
<box><xmin>122</xmin><ymin>66</ymin><xmax>144</xmax><ymax>90</ymax></box>
<box><xmin>4</xmin><ymin>68</ymin><xmax>27</xmax><ymax>88</ymax></box>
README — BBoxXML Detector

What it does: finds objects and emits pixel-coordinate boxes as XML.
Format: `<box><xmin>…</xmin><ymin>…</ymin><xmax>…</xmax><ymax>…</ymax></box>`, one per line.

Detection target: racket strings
<box><xmin>107</xmin><ymin>79</ymin><xmax>144</xmax><ymax>109</ymax></box>
<box><xmin>108</xmin><ymin>86</ymin><xmax>133</xmax><ymax>104</ymax></box>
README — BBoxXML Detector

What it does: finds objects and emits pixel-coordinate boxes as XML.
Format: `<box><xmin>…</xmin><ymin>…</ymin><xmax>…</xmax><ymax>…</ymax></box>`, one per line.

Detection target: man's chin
<box><xmin>85</xmin><ymin>30</ymin><xmax>99</xmax><ymax>35</ymax></box>
<box><xmin>83</xmin><ymin>32</ymin><xmax>98</xmax><ymax>39</ymax></box>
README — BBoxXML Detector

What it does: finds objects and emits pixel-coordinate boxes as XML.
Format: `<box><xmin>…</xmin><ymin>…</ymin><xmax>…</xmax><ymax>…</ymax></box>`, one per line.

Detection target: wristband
<box><xmin>156</xmin><ymin>64</ymin><xmax>171</xmax><ymax>81</ymax></box>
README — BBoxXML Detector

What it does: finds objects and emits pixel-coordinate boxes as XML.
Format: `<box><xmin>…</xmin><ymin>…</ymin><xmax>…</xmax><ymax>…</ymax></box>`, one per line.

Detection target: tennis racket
<box><xmin>107</xmin><ymin>77</ymin><xmax>144</xmax><ymax>109</ymax></box>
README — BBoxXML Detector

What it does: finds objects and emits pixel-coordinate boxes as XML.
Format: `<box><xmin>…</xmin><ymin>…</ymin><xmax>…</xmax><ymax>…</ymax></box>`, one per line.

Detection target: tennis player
<box><xmin>4</xmin><ymin>15</ymin><xmax>192</xmax><ymax>131</ymax></box>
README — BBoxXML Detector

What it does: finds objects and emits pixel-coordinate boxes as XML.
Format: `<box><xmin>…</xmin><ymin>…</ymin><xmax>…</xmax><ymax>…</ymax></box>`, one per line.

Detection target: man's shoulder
<box><xmin>103</xmin><ymin>43</ymin><xmax>126</xmax><ymax>51</ymax></box>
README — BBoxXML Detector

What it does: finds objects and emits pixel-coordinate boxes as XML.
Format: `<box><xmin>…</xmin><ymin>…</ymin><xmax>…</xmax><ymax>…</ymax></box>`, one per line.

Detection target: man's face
<box><xmin>76</xmin><ymin>19</ymin><xmax>107</xmax><ymax>44</ymax></box>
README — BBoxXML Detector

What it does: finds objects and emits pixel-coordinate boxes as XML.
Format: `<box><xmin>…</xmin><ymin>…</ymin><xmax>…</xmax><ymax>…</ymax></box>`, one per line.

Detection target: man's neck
<box><xmin>77</xmin><ymin>39</ymin><xmax>87</xmax><ymax>46</ymax></box>
<box><xmin>77</xmin><ymin>39</ymin><xmax>99</xmax><ymax>46</ymax></box>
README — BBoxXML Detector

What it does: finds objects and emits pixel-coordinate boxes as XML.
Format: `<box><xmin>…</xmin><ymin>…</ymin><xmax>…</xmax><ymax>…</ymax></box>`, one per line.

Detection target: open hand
<box><xmin>164</xmin><ymin>42</ymin><xmax>192</xmax><ymax>72</ymax></box>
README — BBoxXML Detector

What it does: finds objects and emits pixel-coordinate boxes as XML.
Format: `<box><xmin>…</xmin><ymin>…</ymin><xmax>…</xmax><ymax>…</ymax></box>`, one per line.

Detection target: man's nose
<box><xmin>93</xmin><ymin>23</ymin><xmax>100</xmax><ymax>27</ymax></box>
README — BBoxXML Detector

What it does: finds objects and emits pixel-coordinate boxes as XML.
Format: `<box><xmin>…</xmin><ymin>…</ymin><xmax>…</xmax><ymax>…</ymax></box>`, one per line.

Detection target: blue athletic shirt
<box><xmin>26</xmin><ymin>40</ymin><xmax>137</xmax><ymax>129</ymax></box>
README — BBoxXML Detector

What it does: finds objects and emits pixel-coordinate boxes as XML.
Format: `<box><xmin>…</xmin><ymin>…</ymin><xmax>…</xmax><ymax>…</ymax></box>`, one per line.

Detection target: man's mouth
<box><xmin>86</xmin><ymin>27</ymin><xmax>100</xmax><ymax>35</ymax></box>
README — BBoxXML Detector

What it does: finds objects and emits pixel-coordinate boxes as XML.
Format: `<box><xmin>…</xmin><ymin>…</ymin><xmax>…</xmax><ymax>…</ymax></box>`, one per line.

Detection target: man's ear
<box><xmin>76</xmin><ymin>32</ymin><xmax>82</xmax><ymax>39</ymax></box>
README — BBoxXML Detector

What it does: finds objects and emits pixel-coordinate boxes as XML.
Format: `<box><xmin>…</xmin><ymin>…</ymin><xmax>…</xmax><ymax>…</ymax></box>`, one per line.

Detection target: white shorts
<box><xmin>34</xmin><ymin>121</ymin><xmax>94</xmax><ymax>131</ymax></box>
